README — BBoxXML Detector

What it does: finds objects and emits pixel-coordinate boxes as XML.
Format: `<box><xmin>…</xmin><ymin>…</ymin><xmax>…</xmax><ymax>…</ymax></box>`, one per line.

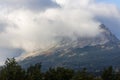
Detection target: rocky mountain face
<box><xmin>52</xmin><ymin>24</ymin><xmax>120</xmax><ymax>50</ymax></box>
<box><xmin>19</xmin><ymin>24</ymin><xmax>120</xmax><ymax>72</ymax></box>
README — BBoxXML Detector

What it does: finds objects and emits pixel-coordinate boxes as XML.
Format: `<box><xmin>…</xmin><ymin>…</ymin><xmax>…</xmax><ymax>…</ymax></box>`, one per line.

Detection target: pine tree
<box><xmin>101</xmin><ymin>66</ymin><xmax>115</xmax><ymax>80</ymax></box>
<box><xmin>44</xmin><ymin>67</ymin><xmax>74</xmax><ymax>80</ymax></box>
<box><xmin>26</xmin><ymin>63</ymin><xmax>42</xmax><ymax>80</ymax></box>
<box><xmin>0</xmin><ymin>58</ymin><xmax>25</xmax><ymax>80</ymax></box>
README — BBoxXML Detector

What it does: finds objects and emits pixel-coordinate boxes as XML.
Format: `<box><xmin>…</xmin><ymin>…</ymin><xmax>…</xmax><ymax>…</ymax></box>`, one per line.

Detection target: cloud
<box><xmin>0</xmin><ymin>47</ymin><xmax>24</xmax><ymax>65</ymax></box>
<box><xmin>0</xmin><ymin>8</ymin><xmax>101</xmax><ymax>51</ymax></box>
<box><xmin>0</xmin><ymin>0</ymin><xmax>120</xmax><ymax>63</ymax></box>
<box><xmin>88</xmin><ymin>3</ymin><xmax>120</xmax><ymax>38</ymax></box>
<box><xmin>0</xmin><ymin>21</ymin><xmax>8</xmax><ymax>33</ymax></box>
<box><xmin>0</xmin><ymin>0</ymin><xmax>59</xmax><ymax>11</ymax></box>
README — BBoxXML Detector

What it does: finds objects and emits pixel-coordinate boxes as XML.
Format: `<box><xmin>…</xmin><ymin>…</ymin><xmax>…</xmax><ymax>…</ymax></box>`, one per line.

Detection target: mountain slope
<box><xmin>19</xmin><ymin>24</ymin><xmax>120</xmax><ymax>71</ymax></box>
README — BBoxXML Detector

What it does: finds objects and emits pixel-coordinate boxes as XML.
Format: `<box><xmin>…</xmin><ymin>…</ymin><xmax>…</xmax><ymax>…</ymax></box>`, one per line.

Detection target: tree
<box><xmin>101</xmin><ymin>66</ymin><xmax>115</xmax><ymax>80</ymax></box>
<box><xmin>44</xmin><ymin>67</ymin><xmax>74</xmax><ymax>80</ymax></box>
<box><xmin>71</xmin><ymin>68</ymin><xmax>95</xmax><ymax>80</ymax></box>
<box><xmin>0</xmin><ymin>58</ymin><xmax>25</xmax><ymax>80</ymax></box>
<box><xmin>26</xmin><ymin>63</ymin><xmax>42</xmax><ymax>80</ymax></box>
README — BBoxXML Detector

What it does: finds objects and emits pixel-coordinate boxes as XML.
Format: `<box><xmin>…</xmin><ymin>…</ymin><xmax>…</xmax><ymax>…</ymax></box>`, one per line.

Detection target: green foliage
<box><xmin>101</xmin><ymin>66</ymin><xmax>115</xmax><ymax>80</ymax></box>
<box><xmin>1</xmin><ymin>58</ymin><xmax>120</xmax><ymax>80</ymax></box>
<box><xmin>71</xmin><ymin>68</ymin><xmax>95</xmax><ymax>80</ymax></box>
<box><xmin>44</xmin><ymin>67</ymin><xmax>74</xmax><ymax>80</ymax></box>
<box><xmin>0</xmin><ymin>58</ymin><xmax>25</xmax><ymax>80</ymax></box>
<box><xmin>26</xmin><ymin>63</ymin><xmax>42</xmax><ymax>80</ymax></box>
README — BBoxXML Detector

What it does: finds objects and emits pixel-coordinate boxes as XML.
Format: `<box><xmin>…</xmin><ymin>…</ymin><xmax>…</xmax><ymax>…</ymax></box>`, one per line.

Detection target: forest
<box><xmin>0</xmin><ymin>58</ymin><xmax>120</xmax><ymax>80</ymax></box>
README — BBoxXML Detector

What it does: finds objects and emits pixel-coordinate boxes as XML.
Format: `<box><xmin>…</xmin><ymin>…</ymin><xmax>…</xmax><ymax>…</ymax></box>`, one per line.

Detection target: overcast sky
<box><xmin>0</xmin><ymin>0</ymin><xmax>120</xmax><ymax>65</ymax></box>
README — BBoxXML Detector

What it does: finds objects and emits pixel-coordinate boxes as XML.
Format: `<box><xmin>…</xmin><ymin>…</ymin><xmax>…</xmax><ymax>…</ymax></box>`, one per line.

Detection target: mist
<box><xmin>0</xmin><ymin>0</ymin><xmax>120</xmax><ymax>63</ymax></box>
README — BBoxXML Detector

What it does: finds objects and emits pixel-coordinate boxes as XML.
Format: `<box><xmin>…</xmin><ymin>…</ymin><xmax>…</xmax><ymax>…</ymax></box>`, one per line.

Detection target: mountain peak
<box><xmin>99</xmin><ymin>24</ymin><xmax>119</xmax><ymax>44</ymax></box>
<box><xmin>19</xmin><ymin>24</ymin><xmax>120</xmax><ymax>60</ymax></box>
<box><xmin>19</xmin><ymin>24</ymin><xmax>120</xmax><ymax>71</ymax></box>
<box><xmin>100</xmin><ymin>24</ymin><xmax>108</xmax><ymax>30</ymax></box>
<box><xmin>63</xmin><ymin>24</ymin><xmax>120</xmax><ymax>48</ymax></box>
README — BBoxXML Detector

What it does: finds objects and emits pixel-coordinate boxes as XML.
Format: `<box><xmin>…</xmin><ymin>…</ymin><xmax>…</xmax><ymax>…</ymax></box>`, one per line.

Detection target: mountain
<box><xmin>19</xmin><ymin>24</ymin><xmax>120</xmax><ymax>72</ymax></box>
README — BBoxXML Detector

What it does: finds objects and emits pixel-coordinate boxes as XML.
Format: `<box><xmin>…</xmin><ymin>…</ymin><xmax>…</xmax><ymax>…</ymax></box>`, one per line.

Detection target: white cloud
<box><xmin>0</xmin><ymin>8</ymin><xmax>101</xmax><ymax>51</ymax></box>
<box><xmin>0</xmin><ymin>0</ymin><xmax>120</xmax><ymax>64</ymax></box>
<box><xmin>0</xmin><ymin>0</ymin><xmax>59</xmax><ymax>11</ymax></box>
<box><xmin>87</xmin><ymin>1</ymin><xmax>120</xmax><ymax>38</ymax></box>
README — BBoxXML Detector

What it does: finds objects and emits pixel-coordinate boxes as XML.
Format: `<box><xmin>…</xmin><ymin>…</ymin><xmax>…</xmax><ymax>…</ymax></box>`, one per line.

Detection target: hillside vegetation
<box><xmin>0</xmin><ymin>58</ymin><xmax>120</xmax><ymax>80</ymax></box>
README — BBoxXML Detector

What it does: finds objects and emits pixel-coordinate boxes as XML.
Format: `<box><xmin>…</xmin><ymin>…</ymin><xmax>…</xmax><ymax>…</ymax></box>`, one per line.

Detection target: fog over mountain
<box><xmin>0</xmin><ymin>0</ymin><xmax>120</xmax><ymax>65</ymax></box>
<box><xmin>19</xmin><ymin>24</ymin><xmax>120</xmax><ymax>71</ymax></box>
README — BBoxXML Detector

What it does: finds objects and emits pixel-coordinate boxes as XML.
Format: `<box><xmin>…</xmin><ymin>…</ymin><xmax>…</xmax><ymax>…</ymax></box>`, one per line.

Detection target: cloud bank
<box><xmin>0</xmin><ymin>0</ymin><xmax>120</xmax><ymax>64</ymax></box>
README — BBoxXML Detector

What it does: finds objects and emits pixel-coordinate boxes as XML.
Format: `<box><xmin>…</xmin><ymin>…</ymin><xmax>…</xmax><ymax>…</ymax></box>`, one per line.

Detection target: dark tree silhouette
<box><xmin>0</xmin><ymin>58</ymin><xmax>25</xmax><ymax>80</ymax></box>
<box><xmin>26</xmin><ymin>63</ymin><xmax>42</xmax><ymax>80</ymax></box>
<box><xmin>0</xmin><ymin>58</ymin><xmax>120</xmax><ymax>80</ymax></box>
<box><xmin>44</xmin><ymin>67</ymin><xmax>74</xmax><ymax>80</ymax></box>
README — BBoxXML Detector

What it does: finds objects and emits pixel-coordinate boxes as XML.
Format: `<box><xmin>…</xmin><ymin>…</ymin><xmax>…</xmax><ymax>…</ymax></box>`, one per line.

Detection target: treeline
<box><xmin>0</xmin><ymin>58</ymin><xmax>120</xmax><ymax>80</ymax></box>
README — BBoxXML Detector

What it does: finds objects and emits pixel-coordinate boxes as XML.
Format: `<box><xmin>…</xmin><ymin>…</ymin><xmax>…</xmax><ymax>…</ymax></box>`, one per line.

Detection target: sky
<box><xmin>97</xmin><ymin>0</ymin><xmax>120</xmax><ymax>7</ymax></box>
<box><xmin>0</xmin><ymin>0</ymin><xmax>120</xmax><ymax>65</ymax></box>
